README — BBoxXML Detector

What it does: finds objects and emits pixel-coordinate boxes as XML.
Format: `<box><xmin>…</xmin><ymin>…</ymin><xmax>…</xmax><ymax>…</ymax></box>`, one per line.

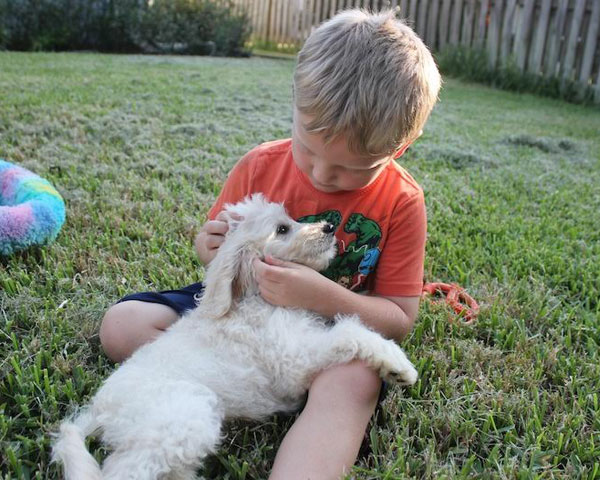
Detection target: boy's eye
<box><xmin>348</xmin><ymin>165</ymin><xmax>378</xmax><ymax>175</ymax></box>
<box><xmin>276</xmin><ymin>224</ymin><xmax>290</xmax><ymax>235</ymax></box>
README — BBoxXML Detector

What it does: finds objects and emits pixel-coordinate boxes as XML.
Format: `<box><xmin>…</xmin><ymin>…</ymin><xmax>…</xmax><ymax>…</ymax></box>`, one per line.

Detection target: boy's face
<box><xmin>291</xmin><ymin>109</ymin><xmax>394</xmax><ymax>193</ymax></box>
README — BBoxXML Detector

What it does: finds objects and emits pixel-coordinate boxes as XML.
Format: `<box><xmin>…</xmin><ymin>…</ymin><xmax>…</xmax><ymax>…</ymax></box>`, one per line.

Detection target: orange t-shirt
<box><xmin>208</xmin><ymin>139</ymin><xmax>426</xmax><ymax>297</ymax></box>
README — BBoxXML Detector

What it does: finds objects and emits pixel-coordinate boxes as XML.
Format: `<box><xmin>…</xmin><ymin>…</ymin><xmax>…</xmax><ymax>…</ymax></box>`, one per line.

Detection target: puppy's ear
<box><xmin>199</xmin><ymin>228</ymin><xmax>255</xmax><ymax>319</ymax></box>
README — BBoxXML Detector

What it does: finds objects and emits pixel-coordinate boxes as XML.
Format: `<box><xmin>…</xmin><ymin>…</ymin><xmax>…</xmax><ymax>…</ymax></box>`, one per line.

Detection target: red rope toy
<box><xmin>421</xmin><ymin>282</ymin><xmax>479</xmax><ymax>324</ymax></box>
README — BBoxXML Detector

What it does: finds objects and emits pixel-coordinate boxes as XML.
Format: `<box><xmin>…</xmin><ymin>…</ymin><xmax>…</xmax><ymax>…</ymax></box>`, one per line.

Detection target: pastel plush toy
<box><xmin>0</xmin><ymin>159</ymin><xmax>66</xmax><ymax>256</ymax></box>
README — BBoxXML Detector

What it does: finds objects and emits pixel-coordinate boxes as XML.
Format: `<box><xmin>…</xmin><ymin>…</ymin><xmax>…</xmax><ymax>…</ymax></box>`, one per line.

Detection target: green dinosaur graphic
<box><xmin>298</xmin><ymin>211</ymin><xmax>382</xmax><ymax>291</ymax></box>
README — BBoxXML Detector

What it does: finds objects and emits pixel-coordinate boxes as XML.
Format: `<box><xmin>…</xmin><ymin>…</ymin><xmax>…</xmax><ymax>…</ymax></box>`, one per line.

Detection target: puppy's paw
<box><xmin>377</xmin><ymin>345</ymin><xmax>418</xmax><ymax>386</ymax></box>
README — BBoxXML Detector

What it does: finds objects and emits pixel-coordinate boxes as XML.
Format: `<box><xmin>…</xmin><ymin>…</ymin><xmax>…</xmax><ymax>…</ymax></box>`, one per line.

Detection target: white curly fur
<box><xmin>52</xmin><ymin>194</ymin><xmax>418</xmax><ymax>480</ymax></box>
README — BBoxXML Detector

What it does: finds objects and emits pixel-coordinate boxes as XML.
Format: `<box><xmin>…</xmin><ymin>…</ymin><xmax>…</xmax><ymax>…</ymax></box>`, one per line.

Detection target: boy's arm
<box><xmin>253</xmin><ymin>256</ymin><xmax>418</xmax><ymax>342</ymax></box>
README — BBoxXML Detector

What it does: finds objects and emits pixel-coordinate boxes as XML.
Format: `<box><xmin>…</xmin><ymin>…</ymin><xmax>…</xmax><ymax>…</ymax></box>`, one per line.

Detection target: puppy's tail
<box><xmin>52</xmin><ymin>410</ymin><xmax>102</xmax><ymax>480</ymax></box>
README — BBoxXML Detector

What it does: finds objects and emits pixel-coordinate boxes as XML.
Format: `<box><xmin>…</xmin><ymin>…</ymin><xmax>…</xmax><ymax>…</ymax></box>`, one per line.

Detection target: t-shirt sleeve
<box><xmin>371</xmin><ymin>190</ymin><xmax>427</xmax><ymax>297</ymax></box>
<box><xmin>207</xmin><ymin>150</ymin><xmax>258</xmax><ymax>220</ymax></box>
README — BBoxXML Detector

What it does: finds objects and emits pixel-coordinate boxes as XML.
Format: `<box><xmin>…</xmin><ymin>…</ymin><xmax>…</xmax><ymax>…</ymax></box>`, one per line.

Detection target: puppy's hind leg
<box><xmin>101</xmin><ymin>381</ymin><xmax>223</xmax><ymax>480</ymax></box>
<box><xmin>318</xmin><ymin>315</ymin><xmax>418</xmax><ymax>386</ymax></box>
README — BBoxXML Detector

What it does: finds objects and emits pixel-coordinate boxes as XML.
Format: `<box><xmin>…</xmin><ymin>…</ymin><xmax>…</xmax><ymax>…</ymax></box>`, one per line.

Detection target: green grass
<box><xmin>0</xmin><ymin>52</ymin><xmax>599</xmax><ymax>479</ymax></box>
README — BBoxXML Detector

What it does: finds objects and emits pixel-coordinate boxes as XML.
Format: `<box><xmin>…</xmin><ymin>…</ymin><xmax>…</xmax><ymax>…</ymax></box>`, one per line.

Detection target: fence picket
<box><xmin>450</xmin><ymin>0</ymin><xmax>464</xmax><ymax>45</ymax></box>
<box><xmin>439</xmin><ymin>0</ymin><xmax>452</xmax><ymax>50</ymax></box>
<box><xmin>461</xmin><ymin>0</ymin><xmax>475</xmax><ymax>46</ymax></box>
<box><xmin>268</xmin><ymin>0</ymin><xmax>276</xmax><ymax>42</ymax></box>
<box><xmin>528</xmin><ymin>0</ymin><xmax>552</xmax><ymax>74</ymax></box>
<box><xmin>427</xmin><ymin>0</ymin><xmax>440</xmax><ymax>49</ymax></box>
<box><xmin>276</xmin><ymin>0</ymin><xmax>283</xmax><ymax>43</ymax></box>
<box><xmin>308</xmin><ymin>0</ymin><xmax>316</xmax><ymax>40</ymax></box>
<box><xmin>282</xmin><ymin>0</ymin><xmax>288</xmax><ymax>43</ymax></box>
<box><xmin>562</xmin><ymin>0</ymin><xmax>587</xmax><ymax>81</ymax></box>
<box><xmin>400</xmin><ymin>0</ymin><xmax>409</xmax><ymax>17</ymax></box>
<box><xmin>417</xmin><ymin>0</ymin><xmax>429</xmax><ymax>38</ymax></box>
<box><xmin>257</xmin><ymin>0</ymin><xmax>266</xmax><ymax>39</ymax></box>
<box><xmin>282</xmin><ymin>0</ymin><xmax>290</xmax><ymax>43</ymax></box>
<box><xmin>487</xmin><ymin>0</ymin><xmax>504</xmax><ymax>68</ymax></box>
<box><xmin>500</xmin><ymin>0</ymin><xmax>517</xmax><ymax>62</ymax></box>
<box><xmin>475</xmin><ymin>0</ymin><xmax>489</xmax><ymax>48</ymax></box>
<box><xmin>279</xmin><ymin>0</ymin><xmax>286</xmax><ymax>43</ymax></box>
<box><xmin>579</xmin><ymin>0</ymin><xmax>599</xmax><ymax>84</ymax></box>
<box><xmin>315</xmin><ymin>0</ymin><xmax>323</xmax><ymax>26</ymax></box>
<box><xmin>251</xmin><ymin>0</ymin><xmax>261</xmax><ymax>38</ymax></box>
<box><xmin>409</xmin><ymin>0</ymin><xmax>418</xmax><ymax>24</ymax></box>
<box><xmin>514</xmin><ymin>0</ymin><xmax>535</xmax><ymax>69</ymax></box>
<box><xmin>544</xmin><ymin>0</ymin><xmax>569</xmax><ymax>77</ymax></box>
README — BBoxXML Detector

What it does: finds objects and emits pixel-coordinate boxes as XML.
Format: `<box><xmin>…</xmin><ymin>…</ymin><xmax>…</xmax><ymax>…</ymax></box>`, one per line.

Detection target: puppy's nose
<box><xmin>322</xmin><ymin>223</ymin><xmax>335</xmax><ymax>235</ymax></box>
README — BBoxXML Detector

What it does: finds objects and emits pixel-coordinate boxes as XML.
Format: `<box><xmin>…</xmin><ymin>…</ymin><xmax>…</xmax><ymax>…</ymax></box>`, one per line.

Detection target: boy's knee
<box><xmin>99</xmin><ymin>302</ymin><xmax>133</xmax><ymax>361</ymax></box>
<box><xmin>99</xmin><ymin>301</ymin><xmax>178</xmax><ymax>362</ymax></box>
<box><xmin>310</xmin><ymin>360</ymin><xmax>381</xmax><ymax>408</ymax></box>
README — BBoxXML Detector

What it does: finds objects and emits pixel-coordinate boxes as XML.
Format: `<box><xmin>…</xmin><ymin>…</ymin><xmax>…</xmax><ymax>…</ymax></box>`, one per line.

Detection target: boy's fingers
<box><xmin>253</xmin><ymin>257</ymin><xmax>266</xmax><ymax>275</ymax></box>
<box><xmin>264</xmin><ymin>255</ymin><xmax>283</xmax><ymax>266</ymax></box>
<box><xmin>253</xmin><ymin>257</ymin><xmax>282</xmax><ymax>282</ymax></box>
<box><xmin>205</xmin><ymin>220</ymin><xmax>228</xmax><ymax>235</ymax></box>
<box><xmin>206</xmin><ymin>234</ymin><xmax>225</xmax><ymax>249</ymax></box>
<box><xmin>264</xmin><ymin>255</ymin><xmax>296</xmax><ymax>269</ymax></box>
<box><xmin>216</xmin><ymin>211</ymin><xmax>243</xmax><ymax>222</ymax></box>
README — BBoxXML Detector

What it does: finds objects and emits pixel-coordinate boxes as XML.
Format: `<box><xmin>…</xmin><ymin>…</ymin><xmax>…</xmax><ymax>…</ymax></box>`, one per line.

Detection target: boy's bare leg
<box><xmin>269</xmin><ymin>360</ymin><xmax>381</xmax><ymax>480</ymax></box>
<box><xmin>99</xmin><ymin>301</ymin><xmax>179</xmax><ymax>362</ymax></box>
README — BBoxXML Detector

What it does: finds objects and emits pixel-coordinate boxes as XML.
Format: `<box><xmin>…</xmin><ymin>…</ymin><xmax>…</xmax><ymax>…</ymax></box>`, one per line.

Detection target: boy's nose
<box><xmin>312</xmin><ymin>164</ymin><xmax>334</xmax><ymax>184</ymax></box>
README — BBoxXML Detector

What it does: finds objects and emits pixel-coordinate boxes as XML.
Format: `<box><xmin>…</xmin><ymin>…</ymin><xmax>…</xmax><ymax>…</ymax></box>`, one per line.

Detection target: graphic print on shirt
<box><xmin>298</xmin><ymin>211</ymin><xmax>382</xmax><ymax>292</ymax></box>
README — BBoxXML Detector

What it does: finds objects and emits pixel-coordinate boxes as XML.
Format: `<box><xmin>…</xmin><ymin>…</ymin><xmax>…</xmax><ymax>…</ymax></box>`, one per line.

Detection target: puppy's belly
<box><xmin>93</xmin><ymin>310</ymin><xmax>326</xmax><ymax>422</ymax></box>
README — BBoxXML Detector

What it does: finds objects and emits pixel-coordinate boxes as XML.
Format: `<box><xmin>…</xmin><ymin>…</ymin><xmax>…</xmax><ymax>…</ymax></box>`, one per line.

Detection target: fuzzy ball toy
<box><xmin>0</xmin><ymin>159</ymin><xmax>66</xmax><ymax>256</ymax></box>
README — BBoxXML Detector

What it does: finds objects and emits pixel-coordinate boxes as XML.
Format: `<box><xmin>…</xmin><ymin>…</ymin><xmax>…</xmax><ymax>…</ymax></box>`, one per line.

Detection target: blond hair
<box><xmin>293</xmin><ymin>9</ymin><xmax>441</xmax><ymax>157</ymax></box>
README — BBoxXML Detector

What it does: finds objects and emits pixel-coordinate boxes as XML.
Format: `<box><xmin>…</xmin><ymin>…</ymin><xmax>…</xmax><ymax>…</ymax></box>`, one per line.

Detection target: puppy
<box><xmin>53</xmin><ymin>194</ymin><xmax>418</xmax><ymax>480</ymax></box>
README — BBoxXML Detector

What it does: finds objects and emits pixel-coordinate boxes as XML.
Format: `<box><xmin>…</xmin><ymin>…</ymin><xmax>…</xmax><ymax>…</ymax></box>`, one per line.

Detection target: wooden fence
<box><xmin>229</xmin><ymin>0</ymin><xmax>600</xmax><ymax>102</ymax></box>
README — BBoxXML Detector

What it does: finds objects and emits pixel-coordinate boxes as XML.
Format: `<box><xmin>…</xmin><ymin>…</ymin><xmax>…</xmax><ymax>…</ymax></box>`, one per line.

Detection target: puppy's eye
<box><xmin>276</xmin><ymin>224</ymin><xmax>290</xmax><ymax>235</ymax></box>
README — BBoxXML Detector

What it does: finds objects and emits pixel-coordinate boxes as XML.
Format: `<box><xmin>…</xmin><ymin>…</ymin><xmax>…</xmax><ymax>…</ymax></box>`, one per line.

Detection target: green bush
<box><xmin>0</xmin><ymin>0</ymin><xmax>142</xmax><ymax>52</ymax></box>
<box><xmin>138</xmin><ymin>0</ymin><xmax>251</xmax><ymax>56</ymax></box>
<box><xmin>436</xmin><ymin>45</ymin><xmax>492</xmax><ymax>84</ymax></box>
<box><xmin>0</xmin><ymin>0</ymin><xmax>251</xmax><ymax>56</ymax></box>
<box><xmin>436</xmin><ymin>45</ymin><xmax>595</xmax><ymax>105</ymax></box>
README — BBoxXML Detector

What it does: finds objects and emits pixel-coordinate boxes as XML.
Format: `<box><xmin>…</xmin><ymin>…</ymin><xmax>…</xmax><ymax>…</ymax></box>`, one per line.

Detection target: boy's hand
<box><xmin>195</xmin><ymin>211</ymin><xmax>240</xmax><ymax>265</ymax></box>
<box><xmin>253</xmin><ymin>255</ymin><xmax>331</xmax><ymax>310</ymax></box>
<box><xmin>253</xmin><ymin>256</ymin><xmax>418</xmax><ymax>342</ymax></box>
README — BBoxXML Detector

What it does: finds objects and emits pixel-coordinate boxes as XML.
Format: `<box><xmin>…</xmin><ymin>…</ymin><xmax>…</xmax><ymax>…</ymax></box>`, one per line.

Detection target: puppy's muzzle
<box><xmin>322</xmin><ymin>223</ymin><xmax>335</xmax><ymax>235</ymax></box>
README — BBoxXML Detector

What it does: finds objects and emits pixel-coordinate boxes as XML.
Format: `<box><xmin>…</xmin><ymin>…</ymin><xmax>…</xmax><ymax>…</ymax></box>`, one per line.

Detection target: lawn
<box><xmin>0</xmin><ymin>52</ymin><xmax>599</xmax><ymax>479</ymax></box>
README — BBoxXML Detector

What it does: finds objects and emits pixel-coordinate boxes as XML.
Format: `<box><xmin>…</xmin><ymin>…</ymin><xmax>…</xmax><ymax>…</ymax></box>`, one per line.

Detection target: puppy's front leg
<box><xmin>318</xmin><ymin>315</ymin><xmax>418</xmax><ymax>386</ymax></box>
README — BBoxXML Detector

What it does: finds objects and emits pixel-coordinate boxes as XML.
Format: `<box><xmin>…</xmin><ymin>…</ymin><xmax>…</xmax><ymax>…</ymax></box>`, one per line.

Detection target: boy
<box><xmin>100</xmin><ymin>9</ymin><xmax>440</xmax><ymax>479</ymax></box>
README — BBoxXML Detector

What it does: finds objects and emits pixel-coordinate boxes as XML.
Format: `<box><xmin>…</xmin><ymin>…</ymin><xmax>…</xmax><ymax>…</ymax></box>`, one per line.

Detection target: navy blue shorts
<box><xmin>117</xmin><ymin>282</ymin><xmax>389</xmax><ymax>403</ymax></box>
<box><xmin>117</xmin><ymin>282</ymin><xmax>205</xmax><ymax>316</ymax></box>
